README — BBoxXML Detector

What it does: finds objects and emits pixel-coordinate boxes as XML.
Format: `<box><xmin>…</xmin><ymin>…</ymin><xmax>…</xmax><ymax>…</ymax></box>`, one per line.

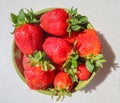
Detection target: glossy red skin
<box><xmin>76</xmin><ymin>29</ymin><xmax>102</xmax><ymax>57</ymax></box>
<box><xmin>43</xmin><ymin>37</ymin><xmax>72</xmax><ymax>65</ymax></box>
<box><xmin>14</xmin><ymin>24</ymin><xmax>43</xmax><ymax>55</ymax></box>
<box><xmin>40</xmin><ymin>8</ymin><xmax>69</xmax><ymax>36</ymax></box>
<box><xmin>23</xmin><ymin>55</ymin><xmax>54</xmax><ymax>90</ymax></box>
<box><xmin>54</xmin><ymin>72</ymin><xmax>73</xmax><ymax>91</ymax></box>
<box><xmin>77</xmin><ymin>64</ymin><xmax>91</xmax><ymax>80</ymax></box>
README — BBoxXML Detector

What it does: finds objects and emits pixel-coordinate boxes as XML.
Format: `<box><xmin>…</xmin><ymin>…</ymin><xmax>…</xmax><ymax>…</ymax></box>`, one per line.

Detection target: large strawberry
<box><xmin>23</xmin><ymin>51</ymin><xmax>55</xmax><ymax>90</ymax></box>
<box><xmin>40</xmin><ymin>8</ymin><xmax>69</xmax><ymax>36</ymax></box>
<box><xmin>40</xmin><ymin>8</ymin><xmax>88</xmax><ymax>37</ymax></box>
<box><xmin>43</xmin><ymin>37</ymin><xmax>73</xmax><ymax>65</ymax></box>
<box><xmin>53</xmin><ymin>72</ymin><xmax>73</xmax><ymax>101</ymax></box>
<box><xmin>11</xmin><ymin>9</ymin><xmax>43</xmax><ymax>55</ymax></box>
<box><xmin>76</xmin><ymin>29</ymin><xmax>102</xmax><ymax>57</ymax></box>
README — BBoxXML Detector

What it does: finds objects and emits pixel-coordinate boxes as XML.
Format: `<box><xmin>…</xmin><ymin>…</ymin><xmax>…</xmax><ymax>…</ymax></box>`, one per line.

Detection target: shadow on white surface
<box><xmin>81</xmin><ymin>32</ymin><xmax>119</xmax><ymax>93</ymax></box>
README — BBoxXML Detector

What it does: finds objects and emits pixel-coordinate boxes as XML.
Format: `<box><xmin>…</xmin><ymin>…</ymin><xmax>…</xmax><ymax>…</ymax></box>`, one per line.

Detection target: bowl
<box><xmin>12</xmin><ymin>8</ymin><xmax>96</xmax><ymax>95</ymax></box>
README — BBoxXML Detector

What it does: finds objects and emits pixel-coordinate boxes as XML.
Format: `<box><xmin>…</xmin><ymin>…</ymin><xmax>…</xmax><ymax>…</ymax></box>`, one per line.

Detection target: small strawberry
<box><xmin>76</xmin><ymin>29</ymin><xmax>102</xmax><ymax>57</ymax></box>
<box><xmin>11</xmin><ymin>9</ymin><xmax>43</xmax><ymax>55</ymax></box>
<box><xmin>23</xmin><ymin>51</ymin><xmax>55</xmax><ymax>90</ymax></box>
<box><xmin>43</xmin><ymin>37</ymin><xmax>73</xmax><ymax>65</ymax></box>
<box><xmin>77</xmin><ymin>63</ymin><xmax>91</xmax><ymax>80</ymax></box>
<box><xmin>40</xmin><ymin>8</ymin><xmax>88</xmax><ymax>37</ymax></box>
<box><xmin>53</xmin><ymin>72</ymin><xmax>73</xmax><ymax>101</ymax></box>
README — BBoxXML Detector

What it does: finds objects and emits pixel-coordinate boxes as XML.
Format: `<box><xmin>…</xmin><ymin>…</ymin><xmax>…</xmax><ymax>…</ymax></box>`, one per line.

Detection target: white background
<box><xmin>0</xmin><ymin>0</ymin><xmax>120</xmax><ymax>103</ymax></box>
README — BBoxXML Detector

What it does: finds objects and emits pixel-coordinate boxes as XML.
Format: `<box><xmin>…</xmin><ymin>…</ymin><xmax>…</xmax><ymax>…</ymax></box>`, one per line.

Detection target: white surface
<box><xmin>0</xmin><ymin>0</ymin><xmax>120</xmax><ymax>103</ymax></box>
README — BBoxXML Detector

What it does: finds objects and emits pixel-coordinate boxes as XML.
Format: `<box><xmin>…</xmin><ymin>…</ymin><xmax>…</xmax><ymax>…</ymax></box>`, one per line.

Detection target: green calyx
<box><xmin>63</xmin><ymin>50</ymin><xmax>79</xmax><ymax>82</ymax></box>
<box><xmin>67</xmin><ymin>7</ymin><xmax>88</xmax><ymax>37</ymax></box>
<box><xmin>27</xmin><ymin>51</ymin><xmax>55</xmax><ymax>71</ymax></box>
<box><xmin>49</xmin><ymin>87</ymin><xmax>72</xmax><ymax>101</ymax></box>
<box><xmin>10</xmin><ymin>9</ymin><xmax>39</xmax><ymax>28</ymax></box>
<box><xmin>63</xmin><ymin>41</ymin><xmax>80</xmax><ymax>82</ymax></box>
<box><xmin>85</xmin><ymin>54</ymin><xmax>106</xmax><ymax>73</ymax></box>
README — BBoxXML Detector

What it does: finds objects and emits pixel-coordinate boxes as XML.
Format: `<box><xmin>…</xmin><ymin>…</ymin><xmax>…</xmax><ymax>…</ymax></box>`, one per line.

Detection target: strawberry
<box><xmin>77</xmin><ymin>63</ymin><xmax>91</xmax><ymax>80</ymax></box>
<box><xmin>40</xmin><ymin>8</ymin><xmax>69</xmax><ymax>36</ymax></box>
<box><xmin>11</xmin><ymin>9</ymin><xmax>43</xmax><ymax>55</ymax></box>
<box><xmin>76</xmin><ymin>29</ymin><xmax>102</xmax><ymax>57</ymax></box>
<box><xmin>40</xmin><ymin>8</ymin><xmax>88</xmax><ymax>37</ymax></box>
<box><xmin>54</xmin><ymin>72</ymin><xmax>73</xmax><ymax>91</ymax></box>
<box><xmin>24</xmin><ymin>65</ymin><xmax>54</xmax><ymax>90</ymax></box>
<box><xmin>23</xmin><ymin>51</ymin><xmax>55</xmax><ymax>90</ymax></box>
<box><xmin>43</xmin><ymin>37</ymin><xmax>73</xmax><ymax>65</ymax></box>
<box><xmin>53</xmin><ymin>72</ymin><xmax>73</xmax><ymax>101</ymax></box>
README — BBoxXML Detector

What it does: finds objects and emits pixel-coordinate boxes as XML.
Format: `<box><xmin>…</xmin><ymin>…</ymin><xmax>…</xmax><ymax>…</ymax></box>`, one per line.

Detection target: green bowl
<box><xmin>12</xmin><ymin>8</ymin><xmax>96</xmax><ymax>95</ymax></box>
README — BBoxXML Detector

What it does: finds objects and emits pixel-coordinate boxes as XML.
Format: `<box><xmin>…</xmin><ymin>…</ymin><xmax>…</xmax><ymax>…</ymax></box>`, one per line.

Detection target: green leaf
<box><xmin>43</xmin><ymin>62</ymin><xmax>48</xmax><ymax>71</ymax></box>
<box><xmin>10</xmin><ymin>13</ymin><xmax>17</xmax><ymax>24</ymax></box>
<box><xmin>71</xmin><ymin>25</ymin><xmax>81</xmax><ymax>31</ymax></box>
<box><xmin>10</xmin><ymin>8</ymin><xmax>39</xmax><ymax>28</ymax></box>
<box><xmin>86</xmin><ymin>60</ymin><xmax>94</xmax><ymax>73</ymax></box>
<box><xmin>17</xmin><ymin>9</ymin><xmax>26</xmax><ymax>24</ymax></box>
<box><xmin>63</xmin><ymin>50</ymin><xmax>79</xmax><ymax>82</ymax></box>
<box><xmin>79</xmin><ymin>16</ymin><xmax>88</xmax><ymax>24</ymax></box>
<box><xmin>67</xmin><ymin>7</ymin><xmax>88</xmax><ymax>35</ymax></box>
<box><xmin>71</xmin><ymin>58</ymin><xmax>77</xmax><ymax>68</ymax></box>
<box><xmin>48</xmin><ymin>64</ymin><xmax>55</xmax><ymax>70</ymax></box>
<box><xmin>27</xmin><ymin>51</ymin><xmax>55</xmax><ymax>71</ymax></box>
<box><xmin>85</xmin><ymin>54</ymin><xmax>106</xmax><ymax>71</ymax></box>
<box><xmin>96</xmin><ymin>59</ymin><xmax>106</xmax><ymax>68</ymax></box>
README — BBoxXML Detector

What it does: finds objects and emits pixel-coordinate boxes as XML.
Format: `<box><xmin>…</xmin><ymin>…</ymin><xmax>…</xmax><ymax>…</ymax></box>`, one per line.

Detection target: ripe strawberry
<box><xmin>43</xmin><ymin>37</ymin><xmax>73</xmax><ymax>65</ymax></box>
<box><xmin>77</xmin><ymin>63</ymin><xmax>91</xmax><ymax>80</ymax></box>
<box><xmin>14</xmin><ymin>24</ymin><xmax>43</xmax><ymax>55</ymax></box>
<box><xmin>23</xmin><ymin>51</ymin><xmax>55</xmax><ymax>90</ymax></box>
<box><xmin>24</xmin><ymin>65</ymin><xmax>54</xmax><ymax>90</ymax></box>
<box><xmin>40</xmin><ymin>8</ymin><xmax>88</xmax><ymax>37</ymax></box>
<box><xmin>53</xmin><ymin>72</ymin><xmax>73</xmax><ymax>101</ymax></box>
<box><xmin>76</xmin><ymin>29</ymin><xmax>102</xmax><ymax>57</ymax></box>
<box><xmin>11</xmin><ymin>9</ymin><xmax>43</xmax><ymax>55</ymax></box>
<box><xmin>40</xmin><ymin>8</ymin><xmax>69</xmax><ymax>36</ymax></box>
<box><xmin>54</xmin><ymin>72</ymin><xmax>73</xmax><ymax>91</ymax></box>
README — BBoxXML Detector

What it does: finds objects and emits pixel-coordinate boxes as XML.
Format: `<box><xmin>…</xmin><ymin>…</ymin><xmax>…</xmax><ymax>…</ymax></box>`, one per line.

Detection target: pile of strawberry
<box><xmin>11</xmin><ymin>8</ymin><xmax>105</xmax><ymax>100</ymax></box>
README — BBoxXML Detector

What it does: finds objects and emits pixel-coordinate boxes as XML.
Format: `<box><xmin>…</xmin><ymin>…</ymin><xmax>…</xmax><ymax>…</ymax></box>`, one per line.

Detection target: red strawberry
<box><xmin>11</xmin><ymin>9</ymin><xmax>43</xmax><ymax>55</ymax></box>
<box><xmin>24</xmin><ymin>66</ymin><xmax>54</xmax><ymax>90</ymax></box>
<box><xmin>76</xmin><ymin>29</ymin><xmax>102</xmax><ymax>57</ymax></box>
<box><xmin>53</xmin><ymin>71</ymin><xmax>73</xmax><ymax>101</ymax></box>
<box><xmin>40</xmin><ymin>8</ymin><xmax>69</xmax><ymax>36</ymax></box>
<box><xmin>40</xmin><ymin>8</ymin><xmax>88</xmax><ymax>37</ymax></box>
<box><xmin>54</xmin><ymin>72</ymin><xmax>73</xmax><ymax>91</ymax></box>
<box><xmin>23</xmin><ymin>51</ymin><xmax>55</xmax><ymax>90</ymax></box>
<box><xmin>77</xmin><ymin>63</ymin><xmax>91</xmax><ymax>80</ymax></box>
<box><xmin>14</xmin><ymin>24</ymin><xmax>43</xmax><ymax>54</ymax></box>
<box><xmin>43</xmin><ymin>37</ymin><xmax>73</xmax><ymax>65</ymax></box>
